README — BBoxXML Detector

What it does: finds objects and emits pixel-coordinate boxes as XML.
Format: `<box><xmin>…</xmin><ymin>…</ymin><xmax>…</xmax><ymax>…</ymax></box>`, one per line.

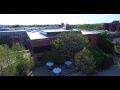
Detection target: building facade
<box><xmin>0</xmin><ymin>30</ymin><xmax>29</xmax><ymax>48</ymax></box>
<box><xmin>104</xmin><ymin>21</ymin><xmax>120</xmax><ymax>31</ymax></box>
<box><xmin>26</xmin><ymin>29</ymin><xmax>102</xmax><ymax>64</ymax></box>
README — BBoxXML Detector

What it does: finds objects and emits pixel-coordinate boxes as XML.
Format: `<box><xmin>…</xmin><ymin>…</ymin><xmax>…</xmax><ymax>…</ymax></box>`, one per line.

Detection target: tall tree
<box><xmin>0</xmin><ymin>43</ymin><xmax>34</xmax><ymax>76</ymax></box>
<box><xmin>51</xmin><ymin>31</ymin><xmax>90</xmax><ymax>58</ymax></box>
<box><xmin>74</xmin><ymin>47</ymin><xmax>95</xmax><ymax>76</ymax></box>
<box><xmin>98</xmin><ymin>32</ymin><xmax>114</xmax><ymax>54</ymax></box>
<box><xmin>114</xmin><ymin>42</ymin><xmax>120</xmax><ymax>55</ymax></box>
<box><xmin>114</xmin><ymin>43</ymin><xmax>120</xmax><ymax>68</ymax></box>
<box><xmin>0</xmin><ymin>38</ymin><xmax>7</xmax><ymax>45</ymax></box>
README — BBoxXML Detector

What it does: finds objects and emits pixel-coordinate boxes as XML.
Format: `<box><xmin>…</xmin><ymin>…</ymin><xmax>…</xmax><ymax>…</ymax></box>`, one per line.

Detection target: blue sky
<box><xmin>0</xmin><ymin>14</ymin><xmax>120</xmax><ymax>25</ymax></box>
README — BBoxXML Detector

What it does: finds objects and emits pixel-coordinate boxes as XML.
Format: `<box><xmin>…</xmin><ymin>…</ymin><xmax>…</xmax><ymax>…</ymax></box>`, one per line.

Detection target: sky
<box><xmin>0</xmin><ymin>14</ymin><xmax>120</xmax><ymax>25</ymax></box>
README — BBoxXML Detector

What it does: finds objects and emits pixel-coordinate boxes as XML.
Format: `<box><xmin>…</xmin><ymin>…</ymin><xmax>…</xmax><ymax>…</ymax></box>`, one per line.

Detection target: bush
<box><xmin>42</xmin><ymin>51</ymin><xmax>67</xmax><ymax>65</ymax></box>
<box><xmin>98</xmin><ymin>32</ymin><xmax>114</xmax><ymax>54</ymax></box>
<box><xmin>51</xmin><ymin>31</ymin><xmax>90</xmax><ymax>59</ymax></box>
<box><xmin>74</xmin><ymin>48</ymin><xmax>95</xmax><ymax>76</ymax></box>
<box><xmin>90</xmin><ymin>48</ymin><xmax>114</xmax><ymax>69</ymax></box>
<box><xmin>114</xmin><ymin>42</ymin><xmax>120</xmax><ymax>55</ymax></box>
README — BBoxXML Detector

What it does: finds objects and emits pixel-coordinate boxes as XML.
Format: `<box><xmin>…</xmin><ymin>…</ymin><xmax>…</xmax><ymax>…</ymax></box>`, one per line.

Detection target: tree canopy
<box><xmin>70</xmin><ymin>24</ymin><xmax>104</xmax><ymax>30</ymax></box>
<box><xmin>0</xmin><ymin>38</ymin><xmax>7</xmax><ymax>45</ymax></box>
<box><xmin>8</xmin><ymin>23</ymin><xmax>104</xmax><ymax>30</ymax></box>
<box><xmin>114</xmin><ymin>42</ymin><xmax>120</xmax><ymax>55</ymax></box>
<box><xmin>98</xmin><ymin>32</ymin><xmax>114</xmax><ymax>54</ymax></box>
<box><xmin>51</xmin><ymin>31</ymin><xmax>90</xmax><ymax>58</ymax></box>
<box><xmin>0</xmin><ymin>43</ymin><xmax>34</xmax><ymax>76</ymax></box>
<box><xmin>74</xmin><ymin>47</ymin><xmax>95</xmax><ymax>76</ymax></box>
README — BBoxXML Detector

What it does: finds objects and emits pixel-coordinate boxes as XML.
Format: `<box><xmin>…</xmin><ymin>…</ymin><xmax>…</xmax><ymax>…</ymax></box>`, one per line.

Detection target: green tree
<box><xmin>98</xmin><ymin>32</ymin><xmax>114</xmax><ymax>54</ymax></box>
<box><xmin>51</xmin><ymin>31</ymin><xmax>90</xmax><ymax>59</ymax></box>
<box><xmin>0</xmin><ymin>44</ymin><xmax>17</xmax><ymax>76</ymax></box>
<box><xmin>16</xmin><ymin>57</ymin><xmax>34</xmax><ymax>76</ymax></box>
<box><xmin>74</xmin><ymin>47</ymin><xmax>95</xmax><ymax>76</ymax></box>
<box><xmin>72</xmin><ymin>24</ymin><xmax>104</xmax><ymax>30</ymax></box>
<box><xmin>0</xmin><ymin>43</ymin><xmax>34</xmax><ymax>76</ymax></box>
<box><xmin>114</xmin><ymin>42</ymin><xmax>120</xmax><ymax>55</ymax></box>
<box><xmin>0</xmin><ymin>38</ymin><xmax>7</xmax><ymax>45</ymax></box>
<box><xmin>114</xmin><ymin>43</ymin><xmax>120</xmax><ymax>69</ymax></box>
<box><xmin>90</xmin><ymin>48</ymin><xmax>113</xmax><ymax>69</ymax></box>
<box><xmin>12</xmin><ymin>43</ymin><xmax>25</xmax><ymax>51</ymax></box>
<box><xmin>43</xmin><ymin>51</ymin><xmax>67</xmax><ymax>65</ymax></box>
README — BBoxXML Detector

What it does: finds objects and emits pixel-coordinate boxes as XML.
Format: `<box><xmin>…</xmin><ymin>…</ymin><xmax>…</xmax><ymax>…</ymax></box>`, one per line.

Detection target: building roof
<box><xmin>41</xmin><ymin>29</ymin><xmax>78</xmax><ymax>33</ymax></box>
<box><xmin>27</xmin><ymin>31</ymin><xmax>48</xmax><ymax>40</ymax></box>
<box><xmin>0</xmin><ymin>30</ymin><xmax>26</xmax><ymax>33</ymax></box>
<box><xmin>27</xmin><ymin>29</ymin><xmax>110</xmax><ymax>40</ymax></box>
<box><xmin>81</xmin><ymin>30</ymin><xmax>108</xmax><ymax>35</ymax></box>
<box><xmin>27</xmin><ymin>29</ymin><xmax>79</xmax><ymax>40</ymax></box>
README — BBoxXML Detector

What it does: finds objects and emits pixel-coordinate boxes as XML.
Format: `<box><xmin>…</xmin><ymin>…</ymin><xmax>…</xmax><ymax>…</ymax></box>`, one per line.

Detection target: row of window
<box><xmin>0</xmin><ymin>34</ymin><xmax>27</xmax><ymax>38</ymax></box>
<box><xmin>33</xmin><ymin>45</ymin><xmax>51</xmax><ymax>53</ymax></box>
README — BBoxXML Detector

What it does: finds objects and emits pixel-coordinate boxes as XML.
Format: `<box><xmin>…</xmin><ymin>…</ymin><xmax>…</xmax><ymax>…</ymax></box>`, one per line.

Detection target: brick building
<box><xmin>0</xmin><ymin>30</ymin><xmax>29</xmax><ymax>48</ymax></box>
<box><xmin>26</xmin><ymin>28</ymin><xmax>102</xmax><ymax>64</ymax></box>
<box><xmin>104</xmin><ymin>21</ymin><xmax>120</xmax><ymax>31</ymax></box>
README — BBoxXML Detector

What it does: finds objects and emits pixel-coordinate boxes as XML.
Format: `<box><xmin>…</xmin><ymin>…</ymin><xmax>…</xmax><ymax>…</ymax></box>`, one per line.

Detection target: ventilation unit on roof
<box><xmin>40</xmin><ymin>31</ymin><xmax>47</xmax><ymax>35</ymax></box>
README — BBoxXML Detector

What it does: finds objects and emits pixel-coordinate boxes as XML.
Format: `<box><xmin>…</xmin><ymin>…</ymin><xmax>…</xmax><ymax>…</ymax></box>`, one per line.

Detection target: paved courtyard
<box><xmin>31</xmin><ymin>56</ymin><xmax>120</xmax><ymax>76</ymax></box>
<box><xmin>32</xmin><ymin>64</ymin><xmax>76</xmax><ymax>76</ymax></box>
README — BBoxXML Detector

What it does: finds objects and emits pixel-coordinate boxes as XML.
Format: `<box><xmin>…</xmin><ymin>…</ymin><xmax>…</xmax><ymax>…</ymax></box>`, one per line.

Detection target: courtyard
<box><xmin>30</xmin><ymin>56</ymin><xmax>120</xmax><ymax>76</ymax></box>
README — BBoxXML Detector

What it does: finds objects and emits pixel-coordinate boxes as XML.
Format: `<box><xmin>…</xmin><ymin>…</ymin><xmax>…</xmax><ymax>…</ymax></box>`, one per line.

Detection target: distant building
<box><xmin>104</xmin><ymin>21</ymin><xmax>120</xmax><ymax>31</ymax></box>
<box><xmin>60</xmin><ymin>23</ymin><xmax>72</xmax><ymax>30</ymax></box>
<box><xmin>0</xmin><ymin>25</ymin><xmax>10</xmax><ymax>31</ymax></box>
<box><xmin>0</xmin><ymin>30</ymin><xmax>29</xmax><ymax>49</ymax></box>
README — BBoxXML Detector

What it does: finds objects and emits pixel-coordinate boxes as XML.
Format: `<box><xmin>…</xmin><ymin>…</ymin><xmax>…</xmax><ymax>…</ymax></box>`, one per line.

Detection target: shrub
<box><xmin>42</xmin><ymin>51</ymin><xmax>67</xmax><ymax>65</ymax></box>
<box><xmin>90</xmin><ymin>48</ymin><xmax>114</xmax><ymax>69</ymax></box>
<box><xmin>98</xmin><ymin>32</ymin><xmax>114</xmax><ymax>54</ymax></box>
<box><xmin>51</xmin><ymin>31</ymin><xmax>90</xmax><ymax>59</ymax></box>
<box><xmin>74</xmin><ymin>48</ymin><xmax>95</xmax><ymax>76</ymax></box>
<box><xmin>114</xmin><ymin>42</ymin><xmax>120</xmax><ymax>55</ymax></box>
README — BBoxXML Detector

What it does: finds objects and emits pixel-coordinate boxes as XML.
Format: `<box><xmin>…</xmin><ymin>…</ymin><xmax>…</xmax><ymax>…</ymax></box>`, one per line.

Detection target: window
<box><xmin>33</xmin><ymin>45</ymin><xmax>51</xmax><ymax>53</ymax></box>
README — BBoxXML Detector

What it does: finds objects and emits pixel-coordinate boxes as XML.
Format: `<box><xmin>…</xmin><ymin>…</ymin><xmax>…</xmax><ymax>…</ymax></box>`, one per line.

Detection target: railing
<box><xmin>27</xmin><ymin>71</ymin><xmax>33</xmax><ymax>76</ymax></box>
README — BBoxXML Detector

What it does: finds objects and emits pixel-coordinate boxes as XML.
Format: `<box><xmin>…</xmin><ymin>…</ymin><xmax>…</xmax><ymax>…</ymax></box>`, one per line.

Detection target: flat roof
<box><xmin>27</xmin><ymin>32</ymin><xmax>48</xmax><ymax>40</ymax></box>
<box><xmin>81</xmin><ymin>30</ymin><xmax>110</xmax><ymax>35</ymax></box>
<box><xmin>41</xmin><ymin>29</ymin><xmax>78</xmax><ymax>33</ymax></box>
<box><xmin>27</xmin><ymin>29</ymin><xmax>111</xmax><ymax>40</ymax></box>
<box><xmin>27</xmin><ymin>29</ymin><xmax>81</xmax><ymax>40</ymax></box>
<box><xmin>81</xmin><ymin>30</ymin><xmax>100</xmax><ymax>35</ymax></box>
<box><xmin>0</xmin><ymin>30</ymin><xmax>26</xmax><ymax>32</ymax></box>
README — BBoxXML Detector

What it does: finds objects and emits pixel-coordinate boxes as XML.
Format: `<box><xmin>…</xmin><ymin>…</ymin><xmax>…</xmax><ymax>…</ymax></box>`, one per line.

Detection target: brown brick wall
<box><xmin>30</xmin><ymin>38</ymin><xmax>55</xmax><ymax>47</ymax></box>
<box><xmin>84</xmin><ymin>34</ymin><xmax>101</xmax><ymax>47</ymax></box>
<box><xmin>104</xmin><ymin>22</ymin><xmax>120</xmax><ymax>31</ymax></box>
